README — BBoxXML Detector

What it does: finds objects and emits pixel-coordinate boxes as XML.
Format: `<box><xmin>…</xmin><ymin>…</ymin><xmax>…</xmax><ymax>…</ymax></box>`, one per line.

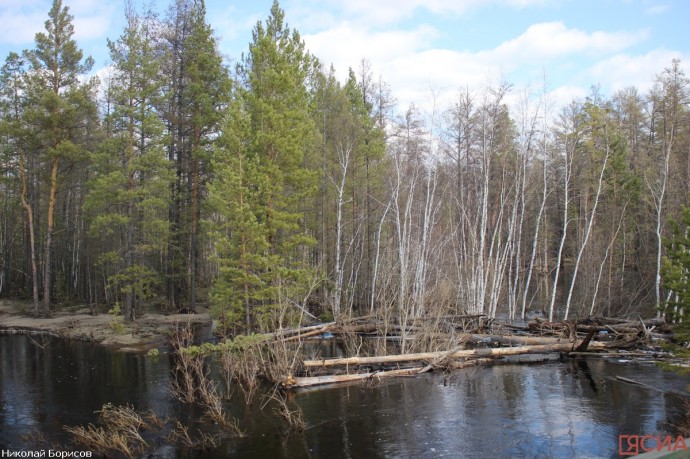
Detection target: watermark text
<box><xmin>1</xmin><ymin>451</ymin><xmax>92</xmax><ymax>458</ymax></box>
<box><xmin>618</xmin><ymin>434</ymin><xmax>688</xmax><ymax>456</ymax></box>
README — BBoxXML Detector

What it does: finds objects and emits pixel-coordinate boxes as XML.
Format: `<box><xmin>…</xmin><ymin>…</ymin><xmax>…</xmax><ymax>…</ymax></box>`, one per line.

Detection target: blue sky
<box><xmin>0</xmin><ymin>0</ymin><xmax>688</xmax><ymax>112</ymax></box>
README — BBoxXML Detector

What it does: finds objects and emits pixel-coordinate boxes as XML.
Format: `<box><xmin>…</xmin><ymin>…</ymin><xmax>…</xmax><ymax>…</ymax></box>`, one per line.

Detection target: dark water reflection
<box><xmin>0</xmin><ymin>335</ymin><xmax>173</xmax><ymax>449</ymax></box>
<box><xmin>1</xmin><ymin>334</ymin><xmax>688</xmax><ymax>458</ymax></box>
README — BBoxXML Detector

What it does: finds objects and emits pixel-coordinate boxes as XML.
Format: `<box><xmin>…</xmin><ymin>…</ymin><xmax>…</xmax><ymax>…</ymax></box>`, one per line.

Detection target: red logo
<box><xmin>619</xmin><ymin>434</ymin><xmax>688</xmax><ymax>456</ymax></box>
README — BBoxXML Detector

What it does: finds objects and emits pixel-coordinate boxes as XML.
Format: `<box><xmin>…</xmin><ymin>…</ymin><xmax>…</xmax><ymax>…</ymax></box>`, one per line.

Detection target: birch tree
<box><xmin>548</xmin><ymin>102</ymin><xmax>579</xmax><ymax>321</ymax></box>
<box><xmin>563</xmin><ymin>101</ymin><xmax>613</xmax><ymax>319</ymax></box>
<box><xmin>647</xmin><ymin>60</ymin><xmax>688</xmax><ymax>312</ymax></box>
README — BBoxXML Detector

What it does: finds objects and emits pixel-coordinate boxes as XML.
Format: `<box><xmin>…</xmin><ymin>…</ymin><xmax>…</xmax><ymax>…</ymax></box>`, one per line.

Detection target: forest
<box><xmin>1</xmin><ymin>0</ymin><xmax>689</xmax><ymax>335</ymax></box>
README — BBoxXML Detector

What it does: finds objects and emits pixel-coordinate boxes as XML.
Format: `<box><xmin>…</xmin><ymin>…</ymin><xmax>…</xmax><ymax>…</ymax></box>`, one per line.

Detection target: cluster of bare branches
<box><xmin>264</xmin><ymin>387</ymin><xmax>306</xmax><ymax>431</ymax></box>
<box><xmin>64</xmin><ymin>403</ymin><xmax>164</xmax><ymax>458</ymax></box>
<box><xmin>169</xmin><ymin>325</ymin><xmax>202</xmax><ymax>404</ymax></box>
<box><xmin>168</xmin><ymin>421</ymin><xmax>222</xmax><ymax>450</ymax></box>
<box><xmin>171</xmin><ymin>323</ymin><xmax>311</xmax><ymax>436</ymax></box>
<box><xmin>169</xmin><ymin>324</ymin><xmax>245</xmax><ymax>436</ymax></box>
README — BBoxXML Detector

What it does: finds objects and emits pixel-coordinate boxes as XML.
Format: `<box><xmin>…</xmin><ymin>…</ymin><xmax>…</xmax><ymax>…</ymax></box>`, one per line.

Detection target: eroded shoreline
<box><xmin>0</xmin><ymin>299</ymin><xmax>211</xmax><ymax>351</ymax></box>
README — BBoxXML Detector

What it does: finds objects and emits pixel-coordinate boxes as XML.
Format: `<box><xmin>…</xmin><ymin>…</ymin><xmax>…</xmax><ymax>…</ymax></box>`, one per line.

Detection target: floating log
<box><xmin>287</xmin><ymin>367</ymin><xmax>421</xmax><ymax>388</ymax></box>
<box><xmin>302</xmin><ymin>341</ymin><xmax>605</xmax><ymax>368</ymax></box>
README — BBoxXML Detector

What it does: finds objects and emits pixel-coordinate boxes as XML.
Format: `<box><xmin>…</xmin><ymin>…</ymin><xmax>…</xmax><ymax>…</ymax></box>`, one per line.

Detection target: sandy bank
<box><xmin>0</xmin><ymin>299</ymin><xmax>212</xmax><ymax>351</ymax></box>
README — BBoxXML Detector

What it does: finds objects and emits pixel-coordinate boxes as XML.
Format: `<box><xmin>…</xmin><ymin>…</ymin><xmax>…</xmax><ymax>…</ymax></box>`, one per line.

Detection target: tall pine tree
<box><xmin>210</xmin><ymin>1</ymin><xmax>318</xmax><ymax>331</ymax></box>
<box><xmin>160</xmin><ymin>0</ymin><xmax>231</xmax><ymax>311</ymax></box>
<box><xmin>0</xmin><ymin>53</ymin><xmax>40</xmax><ymax>314</ymax></box>
<box><xmin>85</xmin><ymin>3</ymin><xmax>170</xmax><ymax>322</ymax></box>
<box><xmin>184</xmin><ymin>0</ymin><xmax>232</xmax><ymax>311</ymax></box>
<box><xmin>24</xmin><ymin>0</ymin><xmax>97</xmax><ymax>316</ymax></box>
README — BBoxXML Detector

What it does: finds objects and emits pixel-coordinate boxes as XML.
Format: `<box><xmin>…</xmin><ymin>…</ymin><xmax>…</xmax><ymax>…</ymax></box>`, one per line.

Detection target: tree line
<box><xmin>0</xmin><ymin>0</ymin><xmax>688</xmax><ymax>332</ymax></box>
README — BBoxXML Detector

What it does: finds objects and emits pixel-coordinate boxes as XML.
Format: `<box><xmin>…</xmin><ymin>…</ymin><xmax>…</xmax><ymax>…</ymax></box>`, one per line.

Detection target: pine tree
<box><xmin>0</xmin><ymin>53</ymin><xmax>40</xmax><ymax>314</ymax></box>
<box><xmin>24</xmin><ymin>0</ymin><xmax>97</xmax><ymax>316</ymax></box>
<box><xmin>85</xmin><ymin>3</ymin><xmax>170</xmax><ymax>322</ymax></box>
<box><xmin>184</xmin><ymin>0</ymin><xmax>232</xmax><ymax>311</ymax></box>
<box><xmin>209</xmin><ymin>97</ymin><xmax>270</xmax><ymax>333</ymax></box>
<box><xmin>209</xmin><ymin>0</ymin><xmax>318</xmax><ymax>331</ymax></box>
<box><xmin>160</xmin><ymin>0</ymin><xmax>231</xmax><ymax>311</ymax></box>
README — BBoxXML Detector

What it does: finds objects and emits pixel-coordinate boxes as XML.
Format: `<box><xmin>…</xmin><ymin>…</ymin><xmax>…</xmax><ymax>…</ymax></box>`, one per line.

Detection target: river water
<box><xmin>0</xmin><ymin>334</ymin><xmax>688</xmax><ymax>458</ymax></box>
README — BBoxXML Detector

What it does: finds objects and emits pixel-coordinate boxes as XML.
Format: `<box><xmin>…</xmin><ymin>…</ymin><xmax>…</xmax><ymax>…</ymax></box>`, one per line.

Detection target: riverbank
<box><xmin>0</xmin><ymin>299</ymin><xmax>211</xmax><ymax>351</ymax></box>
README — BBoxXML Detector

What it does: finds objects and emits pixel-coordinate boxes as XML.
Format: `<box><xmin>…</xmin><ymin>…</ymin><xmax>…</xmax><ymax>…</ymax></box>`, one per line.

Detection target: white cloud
<box><xmin>73</xmin><ymin>14</ymin><xmax>113</xmax><ymax>41</ymax></box>
<box><xmin>0</xmin><ymin>9</ymin><xmax>46</xmax><ymax>44</ymax></box>
<box><xmin>546</xmin><ymin>85</ymin><xmax>589</xmax><ymax>108</ymax></box>
<box><xmin>0</xmin><ymin>1</ymin><xmax>116</xmax><ymax>46</ymax></box>
<box><xmin>303</xmin><ymin>22</ymin><xmax>438</xmax><ymax>78</ymax></box>
<box><xmin>585</xmin><ymin>48</ymin><xmax>690</xmax><ymax>93</ymax></box>
<box><xmin>304</xmin><ymin>18</ymin><xmax>652</xmax><ymax>113</ymax></box>
<box><xmin>491</xmin><ymin>22</ymin><xmax>648</xmax><ymax>61</ymax></box>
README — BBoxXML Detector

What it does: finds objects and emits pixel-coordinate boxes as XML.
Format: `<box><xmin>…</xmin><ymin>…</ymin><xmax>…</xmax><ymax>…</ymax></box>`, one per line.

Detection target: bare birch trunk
<box><xmin>332</xmin><ymin>141</ymin><xmax>353</xmax><ymax>319</ymax></box>
<box><xmin>522</xmin><ymin>158</ymin><xmax>548</xmax><ymax>319</ymax></box>
<box><xmin>549</xmin><ymin>131</ymin><xmax>573</xmax><ymax>322</ymax></box>
<box><xmin>563</xmin><ymin>135</ymin><xmax>610</xmax><ymax>319</ymax></box>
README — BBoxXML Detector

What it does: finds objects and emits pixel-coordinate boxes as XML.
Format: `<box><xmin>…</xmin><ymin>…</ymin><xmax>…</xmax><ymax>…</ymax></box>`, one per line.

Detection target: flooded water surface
<box><xmin>0</xmin><ymin>334</ymin><xmax>688</xmax><ymax>458</ymax></box>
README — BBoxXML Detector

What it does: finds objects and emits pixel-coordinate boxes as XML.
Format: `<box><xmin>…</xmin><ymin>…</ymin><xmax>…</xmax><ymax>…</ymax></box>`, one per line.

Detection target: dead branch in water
<box><xmin>263</xmin><ymin>386</ymin><xmax>306</xmax><ymax>430</ymax></box>
<box><xmin>286</xmin><ymin>367</ymin><xmax>422</xmax><ymax>389</ymax></box>
<box><xmin>168</xmin><ymin>421</ymin><xmax>222</xmax><ymax>450</ymax></box>
<box><xmin>302</xmin><ymin>341</ymin><xmax>605</xmax><ymax>369</ymax></box>
<box><xmin>64</xmin><ymin>403</ymin><xmax>164</xmax><ymax>459</ymax></box>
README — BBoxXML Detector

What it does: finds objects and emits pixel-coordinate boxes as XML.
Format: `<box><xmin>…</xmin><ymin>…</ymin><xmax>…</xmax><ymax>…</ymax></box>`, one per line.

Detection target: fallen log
<box><xmin>411</xmin><ymin>314</ymin><xmax>486</xmax><ymax>322</ymax></box>
<box><xmin>530</xmin><ymin>318</ymin><xmax>665</xmax><ymax>334</ymax></box>
<box><xmin>272</xmin><ymin>315</ymin><xmax>378</xmax><ymax>340</ymax></box>
<box><xmin>287</xmin><ymin>367</ymin><xmax>421</xmax><ymax>388</ymax></box>
<box><xmin>333</xmin><ymin>323</ymin><xmax>380</xmax><ymax>334</ymax></box>
<box><xmin>302</xmin><ymin>341</ymin><xmax>606</xmax><ymax>368</ymax></box>
<box><xmin>467</xmin><ymin>334</ymin><xmax>573</xmax><ymax>346</ymax></box>
<box><xmin>280</xmin><ymin>324</ymin><xmax>334</xmax><ymax>342</ymax></box>
<box><xmin>273</xmin><ymin>322</ymin><xmax>336</xmax><ymax>339</ymax></box>
<box><xmin>593</xmin><ymin>317</ymin><xmax>632</xmax><ymax>324</ymax></box>
<box><xmin>341</xmin><ymin>314</ymin><xmax>377</xmax><ymax>324</ymax></box>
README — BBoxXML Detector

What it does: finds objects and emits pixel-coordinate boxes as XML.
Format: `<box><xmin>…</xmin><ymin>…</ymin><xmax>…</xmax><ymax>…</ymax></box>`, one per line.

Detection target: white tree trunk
<box><xmin>331</xmin><ymin>141</ymin><xmax>353</xmax><ymax>319</ymax></box>
<box><xmin>549</xmin><ymin>132</ymin><xmax>573</xmax><ymax>322</ymax></box>
<box><xmin>563</xmin><ymin>135</ymin><xmax>610</xmax><ymax>319</ymax></box>
<box><xmin>522</xmin><ymin>158</ymin><xmax>548</xmax><ymax>319</ymax></box>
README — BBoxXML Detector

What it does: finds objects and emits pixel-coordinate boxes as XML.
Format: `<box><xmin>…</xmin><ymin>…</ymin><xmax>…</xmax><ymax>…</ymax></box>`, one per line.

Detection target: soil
<box><xmin>0</xmin><ymin>299</ymin><xmax>212</xmax><ymax>352</ymax></box>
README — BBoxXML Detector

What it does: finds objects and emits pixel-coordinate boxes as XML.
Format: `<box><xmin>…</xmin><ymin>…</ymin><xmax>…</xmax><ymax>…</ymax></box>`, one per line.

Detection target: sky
<box><xmin>0</xmin><ymin>0</ymin><xmax>688</xmax><ymax>114</ymax></box>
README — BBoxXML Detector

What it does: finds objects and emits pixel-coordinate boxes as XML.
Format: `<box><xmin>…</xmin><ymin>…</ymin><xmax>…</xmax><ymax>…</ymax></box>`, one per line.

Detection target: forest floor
<box><xmin>0</xmin><ymin>299</ymin><xmax>211</xmax><ymax>351</ymax></box>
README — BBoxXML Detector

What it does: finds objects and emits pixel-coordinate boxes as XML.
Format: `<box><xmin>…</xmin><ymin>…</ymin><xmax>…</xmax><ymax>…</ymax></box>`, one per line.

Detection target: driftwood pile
<box><xmin>275</xmin><ymin>315</ymin><xmax>671</xmax><ymax>389</ymax></box>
